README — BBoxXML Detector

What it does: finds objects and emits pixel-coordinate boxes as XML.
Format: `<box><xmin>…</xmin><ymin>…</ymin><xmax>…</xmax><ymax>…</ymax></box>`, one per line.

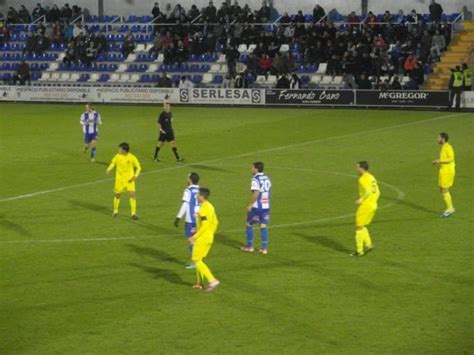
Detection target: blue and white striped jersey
<box><xmin>80</xmin><ymin>111</ymin><xmax>102</xmax><ymax>134</ymax></box>
<box><xmin>177</xmin><ymin>184</ymin><xmax>200</xmax><ymax>224</ymax></box>
<box><xmin>251</xmin><ymin>173</ymin><xmax>272</xmax><ymax>210</ymax></box>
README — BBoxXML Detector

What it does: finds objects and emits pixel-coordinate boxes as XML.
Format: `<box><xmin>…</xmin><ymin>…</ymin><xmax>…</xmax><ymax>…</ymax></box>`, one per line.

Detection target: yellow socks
<box><xmin>195</xmin><ymin>260</ymin><xmax>216</xmax><ymax>283</ymax></box>
<box><xmin>355</xmin><ymin>230</ymin><xmax>365</xmax><ymax>254</ymax></box>
<box><xmin>362</xmin><ymin>227</ymin><xmax>373</xmax><ymax>249</ymax></box>
<box><xmin>113</xmin><ymin>197</ymin><xmax>120</xmax><ymax>213</ymax></box>
<box><xmin>443</xmin><ymin>191</ymin><xmax>454</xmax><ymax>211</ymax></box>
<box><xmin>129</xmin><ymin>197</ymin><xmax>137</xmax><ymax>216</ymax></box>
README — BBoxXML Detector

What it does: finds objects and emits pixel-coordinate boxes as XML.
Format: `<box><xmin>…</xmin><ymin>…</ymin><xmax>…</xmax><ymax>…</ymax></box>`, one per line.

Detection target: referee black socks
<box><xmin>172</xmin><ymin>147</ymin><xmax>181</xmax><ymax>160</ymax></box>
<box><xmin>154</xmin><ymin>146</ymin><xmax>160</xmax><ymax>160</ymax></box>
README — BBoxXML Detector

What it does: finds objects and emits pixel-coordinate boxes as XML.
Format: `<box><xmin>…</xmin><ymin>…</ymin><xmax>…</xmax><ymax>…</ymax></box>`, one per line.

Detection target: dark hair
<box><xmin>199</xmin><ymin>187</ymin><xmax>210</xmax><ymax>199</ymax></box>
<box><xmin>119</xmin><ymin>142</ymin><xmax>130</xmax><ymax>152</ymax></box>
<box><xmin>462</xmin><ymin>63</ymin><xmax>468</xmax><ymax>69</ymax></box>
<box><xmin>253</xmin><ymin>161</ymin><xmax>264</xmax><ymax>172</ymax></box>
<box><xmin>439</xmin><ymin>132</ymin><xmax>449</xmax><ymax>142</ymax></box>
<box><xmin>189</xmin><ymin>172</ymin><xmax>200</xmax><ymax>184</ymax></box>
<box><xmin>358</xmin><ymin>161</ymin><xmax>369</xmax><ymax>171</ymax></box>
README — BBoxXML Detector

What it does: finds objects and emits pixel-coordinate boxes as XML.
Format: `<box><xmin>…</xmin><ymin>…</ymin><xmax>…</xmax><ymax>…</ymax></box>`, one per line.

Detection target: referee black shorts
<box><xmin>158</xmin><ymin>130</ymin><xmax>175</xmax><ymax>142</ymax></box>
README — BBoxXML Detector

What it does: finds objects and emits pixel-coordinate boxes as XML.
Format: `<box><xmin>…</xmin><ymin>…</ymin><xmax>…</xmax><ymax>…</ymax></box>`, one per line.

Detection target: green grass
<box><xmin>0</xmin><ymin>104</ymin><xmax>473</xmax><ymax>354</ymax></box>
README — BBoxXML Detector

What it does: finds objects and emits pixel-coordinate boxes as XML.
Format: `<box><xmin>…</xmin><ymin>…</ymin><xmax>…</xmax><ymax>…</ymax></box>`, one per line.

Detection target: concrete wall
<box><xmin>1</xmin><ymin>0</ymin><xmax>472</xmax><ymax>18</ymax></box>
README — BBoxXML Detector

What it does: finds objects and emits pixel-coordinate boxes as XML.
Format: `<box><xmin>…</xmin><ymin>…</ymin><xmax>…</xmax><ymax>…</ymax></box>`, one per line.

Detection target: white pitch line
<box><xmin>0</xmin><ymin>112</ymin><xmax>463</xmax><ymax>203</ymax></box>
<box><xmin>0</xmin><ymin>168</ymin><xmax>405</xmax><ymax>244</ymax></box>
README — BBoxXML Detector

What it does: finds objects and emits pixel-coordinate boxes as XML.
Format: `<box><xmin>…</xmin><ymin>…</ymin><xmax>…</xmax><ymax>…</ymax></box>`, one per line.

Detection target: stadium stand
<box><xmin>0</xmin><ymin>2</ymin><xmax>465</xmax><ymax>90</ymax></box>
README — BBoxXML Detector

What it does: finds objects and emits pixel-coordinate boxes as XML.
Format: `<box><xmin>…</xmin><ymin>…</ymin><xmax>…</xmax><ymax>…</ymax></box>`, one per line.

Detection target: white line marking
<box><xmin>0</xmin><ymin>168</ymin><xmax>405</xmax><ymax>244</ymax></box>
<box><xmin>0</xmin><ymin>112</ymin><xmax>462</xmax><ymax>203</ymax></box>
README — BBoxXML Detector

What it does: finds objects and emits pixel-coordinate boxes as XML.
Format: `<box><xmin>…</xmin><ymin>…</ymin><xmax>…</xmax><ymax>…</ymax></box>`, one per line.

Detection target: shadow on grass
<box><xmin>127</xmin><ymin>244</ymin><xmax>182</xmax><ymax>265</ymax></box>
<box><xmin>129</xmin><ymin>262</ymin><xmax>189</xmax><ymax>286</ymax></box>
<box><xmin>384</xmin><ymin>196</ymin><xmax>440</xmax><ymax>215</ymax></box>
<box><xmin>0</xmin><ymin>214</ymin><xmax>33</xmax><ymax>237</ymax></box>
<box><xmin>294</xmin><ymin>232</ymin><xmax>350</xmax><ymax>254</ymax></box>
<box><xmin>92</xmin><ymin>160</ymin><xmax>109</xmax><ymax>166</ymax></box>
<box><xmin>215</xmin><ymin>232</ymin><xmax>242</xmax><ymax>250</ymax></box>
<box><xmin>68</xmin><ymin>199</ymin><xmax>111</xmax><ymax>215</ymax></box>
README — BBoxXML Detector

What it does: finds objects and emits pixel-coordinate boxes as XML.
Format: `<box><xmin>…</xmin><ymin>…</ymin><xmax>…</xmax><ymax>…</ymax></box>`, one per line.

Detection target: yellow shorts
<box><xmin>114</xmin><ymin>179</ymin><xmax>136</xmax><ymax>194</ymax></box>
<box><xmin>356</xmin><ymin>204</ymin><xmax>377</xmax><ymax>227</ymax></box>
<box><xmin>192</xmin><ymin>240</ymin><xmax>213</xmax><ymax>261</ymax></box>
<box><xmin>438</xmin><ymin>170</ymin><xmax>455</xmax><ymax>189</ymax></box>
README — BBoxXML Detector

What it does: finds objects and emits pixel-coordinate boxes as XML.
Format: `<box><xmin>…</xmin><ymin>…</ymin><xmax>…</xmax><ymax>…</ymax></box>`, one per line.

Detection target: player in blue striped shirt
<box><xmin>241</xmin><ymin>162</ymin><xmax>272</xmax><ymax>254</ymax></box>
<box><xmin>175</xmin><ymin>172</ymin><xmax>200</xmax><ymax>269</ymax></box>
<box><xmin>80</xmin><ymin>103</ymin><xmax>102</xmax><ymax>162</ymax></box>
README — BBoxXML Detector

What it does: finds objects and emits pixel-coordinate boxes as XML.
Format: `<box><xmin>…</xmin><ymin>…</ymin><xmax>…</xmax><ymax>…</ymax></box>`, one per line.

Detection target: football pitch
<box><xmin>0</xmin><ymin>104</ymin><xmax>473</xmax><ymax>354</ymax></box>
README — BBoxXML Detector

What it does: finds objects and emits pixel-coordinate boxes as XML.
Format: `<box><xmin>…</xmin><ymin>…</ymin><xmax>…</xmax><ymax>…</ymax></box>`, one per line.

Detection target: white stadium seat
<box><xmin>402</xmin><ymin>76</ymin><xmax>410</xmax><ymax>84</ymax></box>
<box><xmin>238</xmin><ymin>44</ymin><xmax>247</xmax><ymax>54</ymax></box>
<box><xmin>248</xmin><ymin>44</ymin><xmax>257</xmax><ymax>53</ymax></box>
<box><xmin>117</xmin><ymin>64</ymin><xmax>128</xmax><ymax>72</ymax></box>
<box><xmin>60</xmin><ymin>73</ymin><xmax>71</xmax><ymax>81</ymax></box>
<box><xmin>155</xmin><ymin>53</ymin><xmax>164</xmax><ymax>63</ymax></box>
<box><xmin>126</xmin><ymin>53</ymin><xmax>137</xmax><ymax>62</ymax></box>
<box><xmin>89</xmin><ymin>73</ymin><xmax>100</xmax><ymax>82</ymax></box>
<box><xmin>135</xmin><ymin>44</ymin><xmax>146</xmax><ymax>52</ymax></box>
<box><xmin>310</xmin><ymin>75</ymin><xmax>322</xmax><ymax>85</ymax></box>
<box><xmin>321</xmin><ymin>75</ymin><xmax>332</xmax><ymax>85</ymax></box>
<box><xmin>332</xmin><ymin>76</ymin><xmax>343</xmax><ymax>85</ymax></box>
<box><xmin>316</xmin><ymin>63</ymin><xmax>327</xmax><ymax>74</ymax></box>
<box><xmin>69</xmin><ymin>73</ymin><xmax>80</xmax><ymax>81</ymax></box>
<box><xmin>130</xmin><ymin>74</ymin><xmax>140</xmax><ymax>82</ymax></box>
<box><xmin>147</xmin><ymin>64</ymin><xmax>158</xmax><ymax>72</ymax></box>
<box><xmin>256</xmin><ymin>75</ymin><xmax>266</xmax><ymax>85</ymax></box>
<box><xmin>47</xmin><ymin>63</ymin><xmax>58</xmax><ymax>72</ymax></box>
<box><xmin>109</xmin><ymin>73</ymin><xmax>120</xmax><ymax>82</ymax></box>
<box><xmin>50</xmin><ymin>72</ymin><xmax>61</xmax><ymax>80</ymax></box>
<box><xmin>210</xmin><ymin>64</ymin><xmax>221</xmax><ymax>73</ymax></box>
<box><xmin>217</xmin><ymin>54</ymin><xmax>226</xmax><ymax>63</ymax></box>
<box><xmin>266</xmin><ymin>75</ymin><xmax>277</xmax><ymax>85</ymax></box>
<box><xmin>202</xmin><ymin>73</ymin><xmax>213</xmax><ymax>84</ymax></box>
<box><xmin>38</xmin><ymin>72</ymin><xmax>51</xmax><ymax>81</ymax></box>
<box><xmin>118</xmin><ymin>74</ymin><xmax>131</xmax><ymax>82</ymax></box>
<box><xmin>279</xmin><ymin>44</ymin><xmax>289</xmax><ymax>52</ymax></box>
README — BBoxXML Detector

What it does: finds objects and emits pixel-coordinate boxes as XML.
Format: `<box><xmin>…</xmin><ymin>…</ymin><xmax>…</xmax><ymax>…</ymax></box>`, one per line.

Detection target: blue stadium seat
<box><xmin>192</xmin><ymin>75</ymin><xmax>203</xmax><ymax>84</ymax></box>
<box><xmin>139</xmin><ymin>74</ymin><xmax>150</xmax><ymax>82</ymax></box>
<box><xmin>200</xmin><ymin>64</ymin><xmax>210</xmax><ymax>72</ymax></box>
<box><xmin>2</xmin><ymin>72</ymin><xmax>12</xmax><ymax>82</ymax></box>
<box><xmin>1</xmin><ymin>63</ymin><xmax>11</xmax><ymax>70</ymax></box>
<box><xmin>151</xmin><ymin>74</ymin><xmax>160</xmax><ymax>82</ymax></box>
<box><xmin>98</xmin><ymin>74</ymin><xmax>110</xmax><ymax>82</ymax></box>
<box><xmin>212</xmin><ymin>75</ymin><xmax>223</xmax><ymax>84</ymax></box>
<box><xmin>171</xmin><ymin>74</ymin><xmax>181</xmax><ymax>83</ymax></box>
<box><xmin>78</xmin><ymin>74</ymin><xmax>90</xmax><ymax>82</ymax></box>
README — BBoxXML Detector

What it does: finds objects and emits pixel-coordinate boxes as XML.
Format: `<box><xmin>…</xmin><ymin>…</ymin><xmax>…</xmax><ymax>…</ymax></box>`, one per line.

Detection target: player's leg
<box><xmin>184</xmin><ymin>223</ymin><xmax>197</xmax><ymax>269</ymax></box>
<box><xmin>83</xmin><ymin>135</ymin><xmax>90</xmax><ymax>154</ymax></box>
<box><xmin>258</xmin><ymin>210</ymin><xmax>270</xmax><ymax>254</ymax></box>
<box><xmin>90</xmin><ymin>139</ymin><xmax>97</xmax><ymax>161</ymax></box>
<box><xmin>154</xmin><ymin>141</ymin><xmax>164</xmax><ymax>161</ymax></box>
<box><xmin>352</xmin><ymin>206</ymin><xmax>368</xmax><ymax>256</ymax></box>
<box><xmin>242</xmin><ymin>210</ymin><xmax>257</xmax><ymax>252</ymax></box>
<box><xmin>439</xmin><ymin>172</ymin><xmax>455</xmax><ymax>216</ymax></box>
<box><xmin>192</xmin><ymin>242</ymin><xmax>218</xmax><ymax>290</ymax></box>
<box><xmin>128</xmin><ymin>190</ymin><xmax>138</xmax><ymax>219</ymax></box>
<box><xmin>170</xmin><ymin>140</ymin><xmax>183</xmax><ymax>162</ymax></box>
<box><xmin>113</xmin><ymin>193</ymin><xmax>121</xmax><ymax>217</ymax></box>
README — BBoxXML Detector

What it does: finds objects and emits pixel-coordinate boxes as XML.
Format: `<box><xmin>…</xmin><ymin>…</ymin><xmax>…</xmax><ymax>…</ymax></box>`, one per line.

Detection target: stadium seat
<box><xmin>69</xmin><ymin>73</ymin><xmax>80</xmax><ymax>81</ymax></box>
<box><xmin>332</xmin><ymin>76</ymin><xmax>343</xmax><ymax>85</ymax></box>
<box><xmin>51</xmin><ymin>72</ymin><xmax>61</xmax><ymax>81</ymax></box>
<box><xmin>155</xmin><ymin>53</ymin><xmax>164</xmax><ymax>63</ymax></box>
<box><xmin>117</xmin><ymin>64</ymin><xmax>128</xmax><ymax>72</ymax></box>
<box><xmin>130</xmin><ymin>74</ymin><xmax>140</xmax><ymax>82</ymax></box>
<box><xmin>109</xmin><ymin>73</ymin><xmax>120</xmax><ymax>82</ymax></box>
<box><xmin>310</xmin><ymin>75</ymin><xmax>322</xmax><ymax>85</ymax></box>
<box><xmin>321</xmin><ymin>76</ymin><xmax>332</xmax><ymax>85</ymax></box>
<box><xmin>202</xmin><ymin>73</ymin><xmax>213</xmax><ymax>84</ymax></box>
<box><xmin>60</xmin><ymin>73</ymin><xmax>71</xmax><ymax>81</ymax></box>
<box><xmin>118</xmin><ymin>74</ymin><xmax>131</xmax><ymax>82</ymax></box>
<box><xmin>256</xmin><ymin>75</ymin><xmax>266</xmax><ymax>85</ymax></box>
<box><xmin>192</xmin><ymin>75</ymin><xmax>203</xmax><ymax>84</ymax></box>
<box><xmin>279</xmin><ymin>44</ymin><xmax>289</xmax><ymax>52</ymax></box>
<box><xmin>89</xmin><ymin>73</ymin><xmax>100</xmax><ymax>82</ymax></box>
<box><xmin>38</xmin><ymin>72</ymin><xmax>52</xmax><ymax>82</ymax></box>
<box><xmin>127</xmin><ymin>53</ymin><xmax>137</xmax><ymax>62</ymax></box>
<box><xmin>147</xmin><ymin>64</ymin><xmax>158</xmax><ymax>72</ymax></box>
<box><xmin>217</xmin><ymin>54</ymin><xmax>226</xmax><ymax>63</ymax></box>
<box><xmin>316</xmin><ymin>63</ymin><xmax>327</xmax><ymax>74</ymax></box>
<box><xmin>248</xmin><ymin>44</ymin><xmax>257</xmax><ymax>53</ymax></box>
<box><xmin>135</xmin><ymin>44</ymin><xmax>146</xmax><ymax>52</ymax></box>
<box><xmin>266</xmin><ymin>75</ymin><xmax>277</xmax><ymax>85</ymax></box>
<box><xmin>238</xmin><ymin>44</ymin><xmax>248</xmax><ymax>54</ymax></box>
<box><xmin>210</xmin><ymin>64</ymin><xmax>221</xmax><ymax>73</ymax></box>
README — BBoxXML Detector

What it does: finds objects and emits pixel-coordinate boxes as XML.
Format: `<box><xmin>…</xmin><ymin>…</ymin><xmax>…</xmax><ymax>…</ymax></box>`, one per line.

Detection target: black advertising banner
<box><xmin>266</xmin><ymin>89</ymin><xmax>355</xmax><ymax>106</ymax></box>
<box><xmin>356</xmin><ymin>90</ymin><xmax>449</xmax><ymax>107</ymax></box>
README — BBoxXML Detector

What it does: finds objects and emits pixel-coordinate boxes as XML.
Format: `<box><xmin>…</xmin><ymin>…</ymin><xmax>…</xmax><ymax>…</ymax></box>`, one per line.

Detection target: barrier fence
<box><xmin>1</xmin><ymin>86</ymin><xmax>472</xmax><ymax>108</ymax></box>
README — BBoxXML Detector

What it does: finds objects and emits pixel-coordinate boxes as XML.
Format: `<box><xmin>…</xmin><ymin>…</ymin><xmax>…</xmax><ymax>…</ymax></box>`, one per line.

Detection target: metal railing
<box><xmin>451</xmin><ymin>12</ymin><xmax>464</xmax><ymax>33</ymax></box>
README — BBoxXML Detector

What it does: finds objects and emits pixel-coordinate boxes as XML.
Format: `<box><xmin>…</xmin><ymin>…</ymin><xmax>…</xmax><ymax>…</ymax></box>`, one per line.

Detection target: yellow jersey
<box><xmin>439</xmin><ymin>143</ymin><xmax>455</xmax><ymax>171</ymax></box>
<box><xmin>194</xmin><ymin>200</ymin><xmax>219</xmax><ymax>243</ymax></box>
<box><xmin>358</xmin><ymin>172</ymin><xmax>380</xmax><ymax>206</ymax></box>
<box><xmin>107</xmin><ymin>153</ymin><xmax>142</xmax><ymax>182</ymax></box>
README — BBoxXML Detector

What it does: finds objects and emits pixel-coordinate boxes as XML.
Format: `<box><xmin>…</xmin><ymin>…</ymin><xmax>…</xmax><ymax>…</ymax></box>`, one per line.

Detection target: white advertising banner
<box><xmin>179</xmin><ymin>88</ymin><xmax>265</xmax><ymax>105</ymax></box>
<box><xmin>0</xmin><ymin>85</ymin><xmax>179</xmax><ymax>104</ymax></box>
<box><xmin>462</xmin><ymin>91</ymin><xmax>474</xmax><ymax>108</ymax></box>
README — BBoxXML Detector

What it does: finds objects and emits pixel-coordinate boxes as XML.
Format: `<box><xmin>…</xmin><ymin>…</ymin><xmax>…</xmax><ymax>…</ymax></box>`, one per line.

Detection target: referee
<box><xmin>153</xmin><ymin>101</ymin><xmax>184</xmax><ymax>162</ymax></box>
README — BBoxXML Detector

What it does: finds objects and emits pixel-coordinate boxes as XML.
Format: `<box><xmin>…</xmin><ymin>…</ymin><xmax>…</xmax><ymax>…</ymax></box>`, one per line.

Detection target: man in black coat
<box><xmin>429</xmin><ymin>0</ymin><xmax>443</xmax><ymax>21</ymax></box>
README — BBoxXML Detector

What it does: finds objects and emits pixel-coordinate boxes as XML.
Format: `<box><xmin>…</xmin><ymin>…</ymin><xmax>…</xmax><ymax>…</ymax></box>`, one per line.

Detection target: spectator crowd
<box><xmin>1</xmin><ymin>1</ymin><xmax>456</xmax><ymax>90</ymax></box>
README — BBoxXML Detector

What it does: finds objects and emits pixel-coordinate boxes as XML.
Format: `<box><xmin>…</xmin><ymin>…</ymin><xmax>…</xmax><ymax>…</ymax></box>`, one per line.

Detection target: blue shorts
<box><xmin>185</xmin><ymin>222</ymin><xmax>197</xmax><ymax>238</ymax></box>
<box><xmin>84</xmin><ymin>133</ymin><xmax>98</xmax><ymax>144</ymax></box>
<box><xmin>247</xmin><ymin>208</ymin><xmax>270</xmax><ymax>225</ymax></box>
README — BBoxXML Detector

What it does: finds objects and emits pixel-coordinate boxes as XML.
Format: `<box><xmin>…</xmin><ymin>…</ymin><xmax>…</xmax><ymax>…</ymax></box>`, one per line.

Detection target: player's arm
<box><xmin>356</xmin><ymin>181</ymin><xmax>373</xmax><ymax>205</ymax></box>
<box><xmin>189</xmin><ymin>211</ymin><xmax>211</xmax><ymax>243</ymax></box>
<box><xmin>129</xmin><ymin>157</ymin><xmax>142</xmax><ymax>182</ymax></box>
<box><xmin>97</xmin><ymin>113</ymin><xmax>102</xmax><ymax>125</ymax></box>
<box><xmin>106</xmin><ymin>155</ymin><xmax>117</xmax><ymax>174</ymax></box>
<box><xmin>175</xmin><ymin>190</ymin><xmax>190</xmax><ymax>227</ymax></box>
<box><xmin>158</xmin><ymin>114</ymin><xmax>166</xmax><ymax>133</ymax></box>
<box><xmin>80</xmin><ymin>113</ymin><xmax>86</xmax><ymax>125</ymax></box>
<box><xmin>247</xmin><ymin>178</ymin><xmax>260</xmax><ymax>211</ymax></box>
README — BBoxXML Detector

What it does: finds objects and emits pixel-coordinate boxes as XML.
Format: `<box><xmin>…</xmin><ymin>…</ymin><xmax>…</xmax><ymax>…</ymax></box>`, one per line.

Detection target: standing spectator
<box><xmin>178</xmin><ymin>75</ymin><xmax>194</xmax><ymax>89</ymax></box>
<box><xmin>48</xmin><ymin>5</ymin><xmax>61</xmax><ymax>23</ymax></box>
<box><xmin>12</xmin><ymin>61</ymin><xmax>31</xmax><ymax>85</ymax></box>
<box><xmin>234</xmin><ymin>72</ymin><xmax>249</xmax><ymax>88</ymax></box>
<box><xmin>276</xmin><ymin>74</ymin><xmax>290</xmax><ymax>88</ymax></box>
<box><xmin>225</xmin><ymin>45</ymin><xmax>240</xmax><ymax>77</ymax></box>
<box><xmin>151</xmin><ymin>3</ymin><xmax>161</xmax><ymax>18</ymax></box>
<box><xmin>462</xmin><ymin>63</ymin><xmax>472</xmax><ymax>91</ymax></box>
<box><xmin>290</xmin><ymin>73</ymin><xmax>301</xmax><ymax>89</ymax></box>
<box><xmin>429</xmin><ymin>0</ymin><xmax>443</xmax><ymax>22</ymax></box>
<box><xmin>203</xmin><ymin>1</ymin><xmax>217</xmax><ymax>22</ymax></box>
<box><xmin>431</xmin><ymin>29</ymin><xmax>446</xmax><ymax>57</ymax></box>
<box><xmin>347</xmin><ymin>11</ymin><xmax>360</xmax><ymax>25</ymax></box>
<box><xmin>313</xmin><ymin>5</ymin><xmax>326</xmax><ymax>22</ymax></box>
<box><xmin>356</xmin><ymin>73</ymin><xmax>372</xmax><ymax>89</ymax></box>
<box><xmin>18</xmin><ymin>5</ymin><xmax>31</xmax><ymax>23</ymax></box>
<box><xmin>123</xmin><ymin>32</ymin><xmax>136</xmax><ymax>58</ymax></box>
<box><xmin>0</xmin><ymin>23</ymin><xmax>9</xmax><ymax>46</ymax></box>
<box><xmin>448</xmin><ymin>66</ymin><xmax>463</xmax><ymax>110</ymax></box>
<box><xmin>32</xmin><ymin>3</ymin><xmax>47</xmax><ymax>20</ymax></box>
<box><xmin>259</xmin><ymin>1</ymin><xmax>271</xmax><ymax>22</ymax></box>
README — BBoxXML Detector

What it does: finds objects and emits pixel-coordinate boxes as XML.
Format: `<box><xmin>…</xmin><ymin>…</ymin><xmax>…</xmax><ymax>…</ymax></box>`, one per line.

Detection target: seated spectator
<box><xmin>148</xmin><ymin>36</ymin><xmax>162</xmax><ymax>57</ymax></box>
<box><xmin>36</xmin><ymin>34</ymin><xmax>50</xmax><ymax>55</ymax></box>
<box><xmin>279</xmin><ymin>12</ymin><xmax>291</xmax><ymax>24</ymax></box>
<box><xmin>61</xmin><ymin>3</ymin><xmax>73</xmax><ymax>22</ymax></box>
<box><xmin>257</xmin><ymin>54</ymin><xmax>273</xmax><ymax>75</ymax></box>
<box><xmin>403</xmin><ymin>53</ymin><xmax>418</xmax><ymax>75</ymax></box>
<box><xmin>84</xmin><ymin>42</ymin><xmax>97</xmax><ymax>66</ymax></box>
<box><xmin>276</xmin><ymin>74</ymin><xmax>290</xmax><ymax>88</ymax></box>
<box><xmin>203</xmin><ymin>1</ymin><xmax>217</xmax><ymax>22</ymax></box>
<box><xmin>23</xmin><ymin>32</ymin><xmax>38</xmax><ymax>55</ymax></box>
<box><xmin>94</xmin><ymin>32</ymin><xmax>107</xmax><ymax>54</ymax></box>
<box><xmin>175</xmin><ymin>41</ymin><xmax>188</xmax><ymax>65</ymax></box>
<box><xmin>405</xmin><ymin>75</ymin><xmax>419</xmax><ymax>90</ymax></box>
<box><xmin>431</xmin><ymin>29</ymin><xmax>446</xmax><ymax>57</ymax></box>
<box><xmin>407</xmin><ymin>9</ymin><xmax>423</xmax><ymax>23</ymax></box>
<box><xmin>374</xmin><ymin>34</ymin><xmax>386</xmax><ymax>50</ymax></box>
<box><xmin>6</xmin><ymin>7</ymin><xmax>18</xmax><ymax>24</ymax></box>
<box><xmin>383</xmin><ymin>11</ymin><xmax>392</xmax><ymax>24</ymax></box>
<box><xmin>259</xmin><ymin>1</ymin><xmax>271</xmax><ymax>22</ymax></box>
<box><xmin>12</xmin><ymin>61</ymin><xmax>31</xmax><ymax>85</ymax></box>
<box><xmin>0</xmin><ymin>23</ymin><xmax>10</xmax><ymax>46</ymax></box>
<box><xmin>188</xmin><ymin>4</ymin><xmax>201</xmax><ymax>20</ymax></box>
<box><xmin>123</xmin><ymin>32</ymin><xmax>136</xmax><ymax>58</ymax></box>
<box><xmin>71</xmin><ymin>5</ymin><xmax>82</xmax><ymax>19</ymax></box>
<box><xmin>32</xmin><ymin>3</ymin><xmax>47</xmax><ymax>20</ymax></box>
<box><xmin>289</xmin><ymin>73</ymin><xmax>301</xmax><ymax>89</ymax></box>
<box><xmin>163</xmin><ymin>42</ymin><xmax>176</xmax><ymax>65</ymax></box>
<box><xmin>157</xmin><ymin>72</ymin><xmax>172</xmax><ymax>87</ymax></box>
<box><xmin>390</xmin><ymin>76</ymin><xmax>402</xmax><ymax>90</ymax></box>
<box><xmin>18</xmin><ymin>5</ymin><xmax>31</xmax><ymax>23</ymax></box>
<box><xmin>347</xmin><ymin>11</ymin><xmax>360</xmax><ymax>24</ymax></box>
<box><xmin>356</xmin><ymin>73</ymin><xmax>372</xmax><ymax>89</ymax></box>
<box><xmin>366</xmin><ymin>11</ymin><xmax>377</xmax><ymax>26</ymax></box>
<box><xmin>63</xmin><ymin>43</ymin><xmax>76</xmax><ymax>65</ymax></box>
<box><xmin>313</xmin><ymin>4</ymin><xmax>326</xmax><ymax>22</ymax></box>
<box><xmin>178</xmin><ymin>75</ymin><xmax>194</xmax><ymax>89</ymax></box>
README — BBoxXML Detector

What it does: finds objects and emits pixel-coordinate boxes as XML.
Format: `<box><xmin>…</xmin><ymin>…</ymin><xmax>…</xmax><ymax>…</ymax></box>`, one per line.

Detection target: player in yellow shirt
<box><xmin>188</xmin><ymin>188</ymin><xmax>220</xmax><ymax>292</ymax></box>
<box><xmin>106</xmin><ymin>142</ymin><xmax>142</xmax><ymax>220</ymax></box>
<box><xmin>351</xmin><ymin>161</ymin><xmax>380</xmax><ymax>257</ymax></box>
<box><xmin>432</xmin><ymin>132</ymin><xmax>456</xmax><ymax>217</ymax></box>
